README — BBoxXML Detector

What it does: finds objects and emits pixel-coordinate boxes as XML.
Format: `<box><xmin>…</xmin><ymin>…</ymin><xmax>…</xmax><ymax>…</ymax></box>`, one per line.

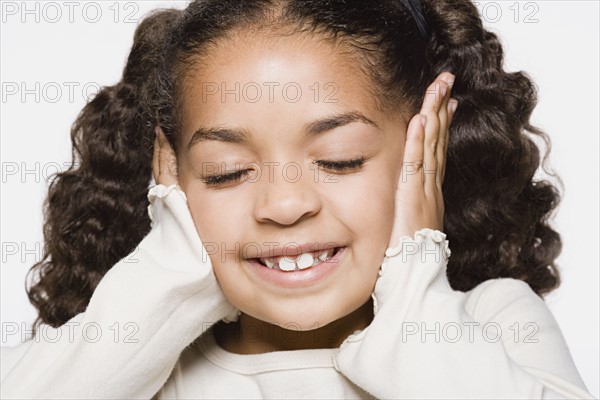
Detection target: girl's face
<box><xmin>177</xmin><ymin>32</ymin><xmax>407</xmax><ymax>330</ymax></box>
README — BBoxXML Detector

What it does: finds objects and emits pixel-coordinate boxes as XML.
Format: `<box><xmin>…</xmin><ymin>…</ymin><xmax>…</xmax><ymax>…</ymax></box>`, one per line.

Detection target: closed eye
<box><xmin>201</xmin><ymin>169</ymin><xmax>251</xmax><ymax>187</ymax></box>
<box><xmin>201</xmin><ymin>156</ymin><xmax>367</xmax><ymax>188</ymax></box>
<box><xmin>314</xmin><ymin>157</ymin><xmax>367</xmax><ymax>172</ymax></box>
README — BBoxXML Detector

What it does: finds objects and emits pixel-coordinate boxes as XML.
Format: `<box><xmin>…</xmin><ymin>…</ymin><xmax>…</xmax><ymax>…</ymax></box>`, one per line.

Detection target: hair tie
<box><xmin>402</xmin><ymin>0</ymin><xmax>430</xmax><ymax>40</ymax></box>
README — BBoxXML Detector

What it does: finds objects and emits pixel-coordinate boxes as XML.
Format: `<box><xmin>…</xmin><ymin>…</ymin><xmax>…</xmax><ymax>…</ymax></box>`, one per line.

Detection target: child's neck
<box><xmin>214</xmin><ymin>299</ymin><xmax>374</xmax><ymax>354</ymax></box>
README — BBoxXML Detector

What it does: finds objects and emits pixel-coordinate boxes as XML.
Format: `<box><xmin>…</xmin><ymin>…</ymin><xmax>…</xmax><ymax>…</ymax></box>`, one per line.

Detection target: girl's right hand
<box><xmin>150</xmin><ymin>125</ymin><xmax>241</xmax><ymax>323</ymax></box>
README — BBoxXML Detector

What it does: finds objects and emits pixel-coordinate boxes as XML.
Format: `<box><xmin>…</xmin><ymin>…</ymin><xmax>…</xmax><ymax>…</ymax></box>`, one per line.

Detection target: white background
<box><xmin>1</xmin><ymin>1</ymin><xmax>598</xmax><ymax>397</ymax></box>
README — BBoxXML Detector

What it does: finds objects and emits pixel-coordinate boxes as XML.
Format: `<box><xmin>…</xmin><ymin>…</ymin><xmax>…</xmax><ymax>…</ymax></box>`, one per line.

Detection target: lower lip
<box><xmin>246</xmin><ymin>247</ymin><xmax>346</xmax><ymax>288</ymax></box>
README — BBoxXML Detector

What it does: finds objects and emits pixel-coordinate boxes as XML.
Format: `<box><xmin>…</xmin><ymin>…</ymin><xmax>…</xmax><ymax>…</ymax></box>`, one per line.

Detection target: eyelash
<box><xmin>314</xmin><ymin>157</ymin><xmax>367</xmax><ymax>172</ymax></box>
<box><xmin>201</xmin><ymin>169</ymin><xmax>249</xmax><ymax>186</ymax></box>
<box><xmin>201</xmin><ymin>157</ymin><xmax>367</xmax><ymax>187</ymax></box>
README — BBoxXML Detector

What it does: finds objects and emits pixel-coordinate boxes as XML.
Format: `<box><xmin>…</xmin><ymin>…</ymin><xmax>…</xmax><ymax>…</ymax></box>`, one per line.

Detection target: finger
<box><xmin>155</xmin><ymin>126</ymin><xmax>179</xmax><ymax>186</ymax></box>
<box><xmin>436</xmin><ymin>79</ymin><xmax>454</xmax><ymax>170</ymax></box>
<box><xmin>400</xmin><ymin>113</ymin><xmax>427</xmax><ymax>190</ymax></box>
<box><xmin>152</xmin><ymin>129</ymin><xmax>160</xmax><ymax>184</ymax></box>
<box><xmin>389</xmin><ymin>113</ymin><xmax>427</xmax><ymax>246</ymax></box>
<box><xmin>435</xmin><ymin>79</ymin><xmax>454</xmax><ymax>190</ymax></box>
<box><xmin>434</xmin><ymin>83</ymin><xmax>450</xmax><ymax>192</ymax></box>
<box><xmin>420</xmin><ymin>72</ymin><xmax>454</xmax><ymax>196</ymax></box>
<box><xmin>441</xmin><ymin>98</ymin><xmax>458</xmax><ymax>183</ymax></box>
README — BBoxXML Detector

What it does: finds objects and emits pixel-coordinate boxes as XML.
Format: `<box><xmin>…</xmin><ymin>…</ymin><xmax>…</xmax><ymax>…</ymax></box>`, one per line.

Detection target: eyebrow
<box><xmin>186</xmin><ymin>111</ymin><xmax>379</xmax><ymax>151</ymax></box>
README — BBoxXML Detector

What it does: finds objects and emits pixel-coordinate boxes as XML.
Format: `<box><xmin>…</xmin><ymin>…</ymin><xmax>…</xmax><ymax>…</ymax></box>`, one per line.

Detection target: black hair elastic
<box><xmin>402</xmin><ymin>0</ymin><xmax>431</xmax><ymax>40</ymax></box>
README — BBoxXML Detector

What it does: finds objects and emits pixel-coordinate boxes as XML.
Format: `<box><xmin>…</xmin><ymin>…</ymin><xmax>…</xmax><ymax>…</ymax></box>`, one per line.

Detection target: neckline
<box><xmin>195</xmin><ymin>327</ymin><xmax>338</xmax><ymax>375</ymax></box>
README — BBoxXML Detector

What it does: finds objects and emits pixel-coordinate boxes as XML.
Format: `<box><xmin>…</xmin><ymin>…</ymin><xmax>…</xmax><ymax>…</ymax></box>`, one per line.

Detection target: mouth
<box><xmin>250</xmin><ymin>247</ymin><xmax>343</xmax><ymax>272</ymax></box>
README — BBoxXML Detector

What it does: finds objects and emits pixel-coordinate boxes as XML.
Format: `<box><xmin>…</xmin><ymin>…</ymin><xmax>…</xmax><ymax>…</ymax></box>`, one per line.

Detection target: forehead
<box><xmin>177</xmin><ymin>31</ymin><xmax>387</xmax><ymax>136</ymax></box>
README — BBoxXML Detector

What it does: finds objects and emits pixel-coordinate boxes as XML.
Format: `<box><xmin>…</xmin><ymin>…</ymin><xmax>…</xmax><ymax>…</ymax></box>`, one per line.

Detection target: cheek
<box><xmin>336</xmin><ymin>166</ymin><xmax>397</xmax><ymax>236</ymax></box>
<box><xmin>319</xmin><ymin>166</ymin><xmax>396</xmax><ymax>283</ymax></box>
<box><xmin>182</xmin><ymin>186</ymin><xmax>247</xmax><ymax>256</ymax></box>
<box><xmin>184</xmin><ymin>191</ymin><xmax>249</xmax><ymax>296</ymax></box>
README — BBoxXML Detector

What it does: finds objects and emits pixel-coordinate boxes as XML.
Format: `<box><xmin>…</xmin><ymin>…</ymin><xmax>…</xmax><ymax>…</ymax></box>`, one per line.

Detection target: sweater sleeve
<box><xmin>0</xmin><ymin>184</ymin><xmax>238</xmax><ymax>400</ymax></box>
<box><xmin>333</xmin><ymin>228</ymin><xmax>595</xmax><ymax>399</ymax></box>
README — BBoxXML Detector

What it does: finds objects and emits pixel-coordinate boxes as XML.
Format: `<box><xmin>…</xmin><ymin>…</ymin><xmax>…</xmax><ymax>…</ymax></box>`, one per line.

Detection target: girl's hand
<box><xmin>152</xmin><ymin>125</ymin><xmax>179</xmax><ymax>186</ymax></box>
<box><xmin>387</xmin><ymin>72</ymin><xmax>458</xmax><ymax>248</ymax></box>
<box><xmin>150</xmin><ymin>125</ymin><xmax>242</xmax><ymax>323</ymax></box>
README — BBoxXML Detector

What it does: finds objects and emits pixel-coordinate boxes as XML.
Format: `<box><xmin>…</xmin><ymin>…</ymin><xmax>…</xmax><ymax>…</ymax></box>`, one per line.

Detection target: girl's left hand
<box><xmin>387</xmin><ymin>72</ymin><xmax>458</xmax><ymax>248</ymax></box>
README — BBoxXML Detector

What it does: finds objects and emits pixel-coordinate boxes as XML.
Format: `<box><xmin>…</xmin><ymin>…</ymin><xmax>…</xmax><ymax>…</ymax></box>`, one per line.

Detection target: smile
<box><xmin>246</xmin><ymin>247</ymin><xmax>346</xmax><ymax>288</ymax></box>
<box><xmin>254</xmin><ymin>248</ymin><xmax>340</xmax><ymax>271</ymax></box>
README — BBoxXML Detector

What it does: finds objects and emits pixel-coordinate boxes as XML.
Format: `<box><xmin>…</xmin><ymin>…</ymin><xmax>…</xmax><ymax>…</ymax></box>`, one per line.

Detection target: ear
<box><xmin>152</xmin><ymin>125</ymin><xmax>179</xmax><ymax>186</ymax></box>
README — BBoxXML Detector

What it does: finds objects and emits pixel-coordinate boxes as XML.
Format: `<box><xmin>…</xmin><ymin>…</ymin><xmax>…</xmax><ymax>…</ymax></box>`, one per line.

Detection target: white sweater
<box><xmin>0</xmin><ymin>184</ymin><xmax>594</xmax><ymax>399</ymax></box>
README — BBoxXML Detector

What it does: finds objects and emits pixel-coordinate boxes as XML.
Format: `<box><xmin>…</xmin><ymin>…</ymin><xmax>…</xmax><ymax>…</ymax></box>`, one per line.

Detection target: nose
<box><xmin>253</xmin><ymin>164</ymin><xmax>322</xmax><ymax>226</ymax></box>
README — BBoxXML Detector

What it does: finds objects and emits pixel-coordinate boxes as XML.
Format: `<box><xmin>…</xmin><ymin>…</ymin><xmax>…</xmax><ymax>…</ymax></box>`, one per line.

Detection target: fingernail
<box><xmin>444</xmin><ymin>71</ymin><xmax>455</xmax><ymax>89</ymax></box>
<box><xmin>449</xmin><ymin>100</ymin><xmax>458</xmax><ymax>114</ymax></box>
<box><xmin>420</xmin><ymin>114</ymin><xmax>427</xmax><ymax>127</ymax></box>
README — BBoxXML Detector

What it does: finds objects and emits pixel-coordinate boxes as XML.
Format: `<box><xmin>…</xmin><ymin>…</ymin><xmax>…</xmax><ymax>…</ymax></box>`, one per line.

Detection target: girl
<box><xmin>1</xmin><ymin>0</ymin><xmax>594</xmax><ymax>398</ymax></box>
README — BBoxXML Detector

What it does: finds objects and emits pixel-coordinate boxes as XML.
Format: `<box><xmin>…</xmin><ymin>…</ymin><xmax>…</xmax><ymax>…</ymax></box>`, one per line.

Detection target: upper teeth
<box><xmin>259</xmin><ymin>249</ymin><xmax>335</xmax><ymax>271</ymax></box>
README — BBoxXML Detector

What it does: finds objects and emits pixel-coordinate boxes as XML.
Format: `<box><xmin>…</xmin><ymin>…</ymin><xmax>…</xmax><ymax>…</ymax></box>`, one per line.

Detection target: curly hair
<box><xmin>27</xmin><ymin>0</ymin><xmax>563</xmax><ymax>332</ymax></box>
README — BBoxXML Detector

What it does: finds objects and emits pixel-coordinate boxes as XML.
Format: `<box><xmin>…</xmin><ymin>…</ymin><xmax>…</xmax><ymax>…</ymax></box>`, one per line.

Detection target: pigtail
<box><xmin>420</xmin><ymin>0</ymin><xmax>562</xmax><ymax>296</ymax></box>
<box><xmin>26</xmin><ymin>9</ymin><xmax>181</xmax><ymax>332</ymax></box>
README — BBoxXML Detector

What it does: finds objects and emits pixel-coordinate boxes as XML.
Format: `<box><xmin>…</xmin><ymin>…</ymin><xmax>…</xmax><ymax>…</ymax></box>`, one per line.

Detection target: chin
<box><xmin>254</xmin><ymin>303</ymin><xmax>362</xmax><ymax>332</ymax></box>
<box><xmin>265</xmin><ymin>313</ymin><xmax>335</xmax><ymax>331</ymax></box>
